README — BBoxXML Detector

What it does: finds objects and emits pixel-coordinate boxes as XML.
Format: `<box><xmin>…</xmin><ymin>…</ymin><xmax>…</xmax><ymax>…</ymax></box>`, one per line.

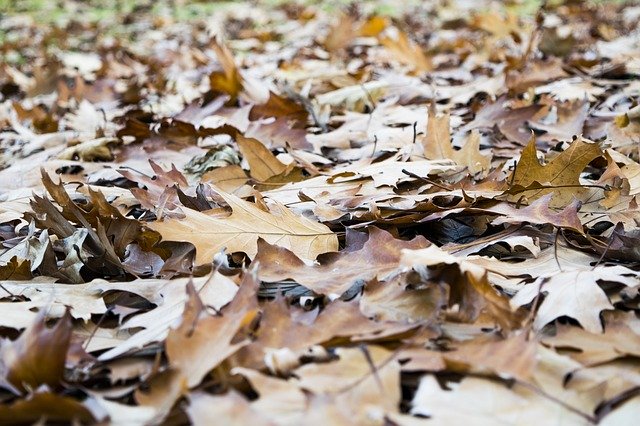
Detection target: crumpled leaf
<box><xmin>0</xmin><ymin>310</ymin><xmax>72</xmax><ymax>392</ymax></box>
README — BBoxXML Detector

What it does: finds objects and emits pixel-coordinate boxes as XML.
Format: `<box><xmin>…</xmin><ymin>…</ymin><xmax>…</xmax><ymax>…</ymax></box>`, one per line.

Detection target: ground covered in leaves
<box><xmin>1</xmin><ymin>0</ymin><xmax>640</xmax><ymax>424</ymax></box>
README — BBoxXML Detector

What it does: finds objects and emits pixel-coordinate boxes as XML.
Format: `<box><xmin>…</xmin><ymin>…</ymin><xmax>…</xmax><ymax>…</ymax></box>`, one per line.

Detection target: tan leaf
<box><xmin>421</xmin><ymin>106</ymin><xmax>490</xmax><ymax>175</ymax></box>
<box><xmin>235</xmin><ymin>134</ymin><xmax>287</xmax><ymax>181</ymax></box>
<box><xmin>444</xmin><ymin>332</ymin><xmax>538</xmax><ymax>381</ymax></box>
<box><xmin>490</xmin><ymin>193</ymin><xmax>584</xmax><ymax>233</ymax></box>
<box><xmin>255</xmin><ymin>227</ymin><xmax>427</xmax><ymax>296</ymax></box>
<box><xmin>360</xmin><ymin>274</ymin><xmax>443</xmax><ymax>323</ymax></box>
<box><xmin>235</xmin><ymin>297</ymin><xmax>403</xmax><ymax>370</ymax></box>
<box><xmin>95</xmin><ymin>273</ymin><xmax>238</xmax><ymax>361</ymax></box>
<box><xmin>421</xmin><ymin>104</ymin><xmax>454</xmax><ymax>160</ymax></box>
<box><xmin>456</xmin><ymin>130</ymin><xmax>491</xmax><ymax>175</ymax></box>
<box><xmin>201</xmin><ymin>164</ymin><xmax>250</xmax><ymax>194</ymax></box>
<box><xmin>509</xmin><ymin>136</ymin><xmax>603</xmax><ymax>207</ymax></box>
<box><xmin>165</xmin><ymin>271</ymin><xmax>259</xmax><ymax>388</ymax></box>
<box><xmin>295</xmin><ymin>346</ymin><xmax>401</xmax><ymax>419</ymax></box>
<box><xmin>542</xmin><ymin>314</ymin><xmax>640</xmax><ymax>365</ymax></box>
<box><xmin>380</xmin><ymin>31</ymin><xmax>432</xmax><ymax>73</ymax></box>
<box><xmin>187</xmin><ymin>391</ymin><xmax>273</xmax><ymax>426</ymax></box>
<box><xmin>148</xmin><ymin>190</ymin><xmax>337</xmax><ymax>265</ymax></box>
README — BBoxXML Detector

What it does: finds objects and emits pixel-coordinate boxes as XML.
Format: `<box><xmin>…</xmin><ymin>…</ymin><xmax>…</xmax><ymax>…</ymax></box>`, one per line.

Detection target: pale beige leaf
<box><xmin>149</xmin><ymin>190</ymin><xmax>337</xmax><ymax>265</ymax></box>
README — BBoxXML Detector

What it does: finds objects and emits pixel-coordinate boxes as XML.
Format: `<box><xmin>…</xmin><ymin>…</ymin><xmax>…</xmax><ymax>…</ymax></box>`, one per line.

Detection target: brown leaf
<box><xmin>323</xmin><ymin>13</ymin><xmax>356</xmax><ymax>53</ymax></box>
<box><xmin>236</xmin><ymin>297</ymin><xmax>403</xmax><ymax>370</ymax></box>
<box><xmin>542</xmin><ymin>313</ymin><xmax>640</xmax><ymax>365</ymax></box>
<box><xmin>529</xmin><ymin>102</ymin><xmax>589</xmax><ymax>143</ymax></box>
<box><xmin>509</xmin><ymin>136</ymin><xmax>603</xmax><ymax>207</ymax></box>
<box><xmin>360</xmin><ymin>274</ymin><xmax>444</xmax><ymax>323</ymax></box>
<box><xmin>249</xmin><ymin>92</ymin><xmax>308</xmax><ymax>128</ymax></box>
<box><xmin>0</xmin><ymin>257</ymin><xmax>32</xmax><ymax>280</ymax></box>
<box><xmin>1</xmin><ymin>310</ymin><xmax>72</xmax><ymax>392</ymax></box>
<box><xmin>512</xmin><ymin>265</ymin><xmax>638</xmax><ymax>333</ymax></box>
<box><xmin>460</xmin><ymin>96</ymin><xmax>544</xmax><ymax>145</ymax></box>
<box><xmin>209</xmin><ymin>39</ymin><xmax>243</xmax><ymax>102</ymax></box>
<box><xmin>255</xmin><ymin>227</ymin><xmax>428</xmax><ymax>295</ymax></box>
<box><xmin>295</xmin><ymin>346</ymin><xmax>401</xmax><ymax>420</ymax></box>
<box><xmin>490</xmin><ymin>193</ymin><xmax>584</xmax><ymax>233</ymax></box>
<box><xmin>0</xmin><ymin>392</ymin><xmax>94</xmax><ymax>425</ymax></box>
<box><xmin>187</xmin><ymin>391</ymin><xmax>273</xmax><ymax>426</ymax></box>
<box><xmin>201</xmin><ymin>164</ymin><xmax>249</xmax><ymax>194</ymax></box>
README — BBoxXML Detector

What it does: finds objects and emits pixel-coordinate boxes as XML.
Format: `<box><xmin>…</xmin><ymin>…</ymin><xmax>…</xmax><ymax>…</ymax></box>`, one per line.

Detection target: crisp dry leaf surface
<box><xmin>0</xmin><ymin>1</ymin><xmax>640</xmax><ymax>424</ymax></box>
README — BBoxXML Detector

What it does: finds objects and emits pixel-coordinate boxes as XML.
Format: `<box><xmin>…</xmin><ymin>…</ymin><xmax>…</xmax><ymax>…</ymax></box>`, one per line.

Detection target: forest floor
<box><xmin>1</xmin><ymin>0</ymin><xmax>640</xmax><ymax>424</ymax></box>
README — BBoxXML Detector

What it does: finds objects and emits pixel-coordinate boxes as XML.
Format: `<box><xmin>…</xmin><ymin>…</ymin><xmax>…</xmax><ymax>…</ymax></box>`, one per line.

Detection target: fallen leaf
<box><xmin>1</xmin><ymin>310</ymin><xmax>72</xmax><ymax>392</ymax></box>
<box><xmin>165</xmin><ymin>271</ymin><xmax>258</xmax><ymax>388</ymax></box>
<box><xmin>508</xmin><ymin>136</ymin><xmax>603</xmax><ymax>207</ymax></box>
<box><xmin>149</xmin><ymin>190</ymin><xmax>337</xmax><ymax>265</ymax></box>
<box><xmin>511</xmin><ymin>265</ymin><xmax>639</xmax><ymax>333</ymax></box>
<box><xmin>255</xmin><ymin>227</ymin><xmax>427</xmax><ymax>296</ymax></box>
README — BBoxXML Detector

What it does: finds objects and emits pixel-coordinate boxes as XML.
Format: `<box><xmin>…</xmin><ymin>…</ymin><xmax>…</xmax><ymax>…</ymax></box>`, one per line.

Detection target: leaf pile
<box><xmin>1</xmin><ymin>0</ymin><xmax>640</xmax><ymax>424</ymax></box>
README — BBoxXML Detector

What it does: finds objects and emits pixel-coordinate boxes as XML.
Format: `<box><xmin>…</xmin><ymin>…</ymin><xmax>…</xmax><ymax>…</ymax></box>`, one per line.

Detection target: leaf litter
<box><xmin>1</xmin><ymin>0</ymin><xmax>640</xmax><ymax>424</ymax></box>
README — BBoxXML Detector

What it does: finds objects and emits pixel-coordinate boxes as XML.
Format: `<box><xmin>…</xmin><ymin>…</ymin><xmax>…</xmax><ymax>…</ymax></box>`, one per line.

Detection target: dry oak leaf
<box><xmin>235</xmin><ymin>346</ymin><xmax>401</xmax><ymax>425</ymax></box>
<box><xmin>187</xmin><ymin>391</ymin><xmax>273</xmax><ymax>426</ymax></box>
<box><xmin>236</xmin><ymin>296</ymin><xmax>410</xmax><ymax>370</ymax></box>
<box><xmin>148</xmin><ymin>190</ymin><xmax>337</xmax><ymax>265</ymax></box>
<box><xmin>511</xmin><ymin>265</ymin><xmax>639</xmax><ymax>333</ymax></box>
<box><xmin>490</xmin><ymin>193</ymin><xmax>584</xmax><ymax>233</ymax></box>
<box><xmin>542</xmin><ymin>317</ymin><xmax>640</xmax><ymax>365</ymax></box>
<box><xmin>209</xmin><ymin>39</ymin><xmax>243</xmax><ymax>102</ymax></box>
<box><xmin>422</xmin><ymin>104</ymin><xmax>490</xmax><ymax>175</ymax></box>
<box><xmin>459</xmin><ymin>96</ymin><xmax>543</xmax><ymax>145</ymax></box>
<box><xmin>96</xmin><ymin>272</ymin><xmax>238</xmax><ymax>361</ymax></box>
<box><xmin>509</xmin><ymin>136</ymin><xmax>603</xmax><ymax>207</ymax></box>
<box><xmin>443</xmin><ymin>332</ymin><xmax>537</xmax><ymax>381</ymax></box>
<box><xmin>360</xmin><ymin>274</ymin><xmax>443</xmax><ymax>324</ymax></box>
<box><xmin>294</xmin><ymin>346</ymin><xmax>401</xmax><ymax>422</ymax></box>
<box><xmin>201</xmin><ymin>164</ymin><xmax>249</xmax><ymax>194</ymax></box>
<box><xmin>132</xmin><ymin>275</ymin><xmax>254</xmax><ymax>424</ymax></box>
<box><xmin>410</xmin><ymin>375</ymin><xmax>586</xmax><ymax>424</ymax></box>
<box><xmin>0</xmin><ymin>310</ymin><xmax>72</xmax><ymax>393</ymax></box>
<box><xmin>165</xmin><ymin>271</ymin><xmax>259</xmax><ymax>388</ymax></box>
<box><xmin>0</xmin><ymin>391</ymin><xmax>94</xmax><ymax>425</ymax></box>
<box><xmin>236</xmin><ymin>134</ymin><xmax>287</xmax><ymax>181</ymax></box>
<box><xmin>249</xmin><ymin>92</ymin><xmax>308</xmax><ymax>128</ymax></box>
<box><xmin>254</xmin><ymin>227</ymin><xmax>428</xmax><ymax>296</ymax></box>
<box><xmin>401</xmin><ymin>246</ymin><xmax>523</xmax><ymax>331</ymax></box>
<box><xmin>379</xmin><ymin>30</ymin><xmax>432</xmax><ymax>73</ymax></box>
<box><xmin>231</xmin><ymin>367</ymin><xmax>306</xmax><ymax>424</ymax></box>
<box><xmin>235</xmin><ymin>134</ymin><xmax>303</xmax><ymax>186</ymax></box>
<box><xmin>1</xmin><ymin>278</ymin><xmax>107</xmax><ymax>321</ymax></box>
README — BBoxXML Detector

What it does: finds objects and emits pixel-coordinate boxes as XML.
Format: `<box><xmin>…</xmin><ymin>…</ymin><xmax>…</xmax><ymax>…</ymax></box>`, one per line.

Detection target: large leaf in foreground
<box><xmin>148</xmin><ymin>191</ymin><xmax>337</xmax><ymax>265</ymax></box>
